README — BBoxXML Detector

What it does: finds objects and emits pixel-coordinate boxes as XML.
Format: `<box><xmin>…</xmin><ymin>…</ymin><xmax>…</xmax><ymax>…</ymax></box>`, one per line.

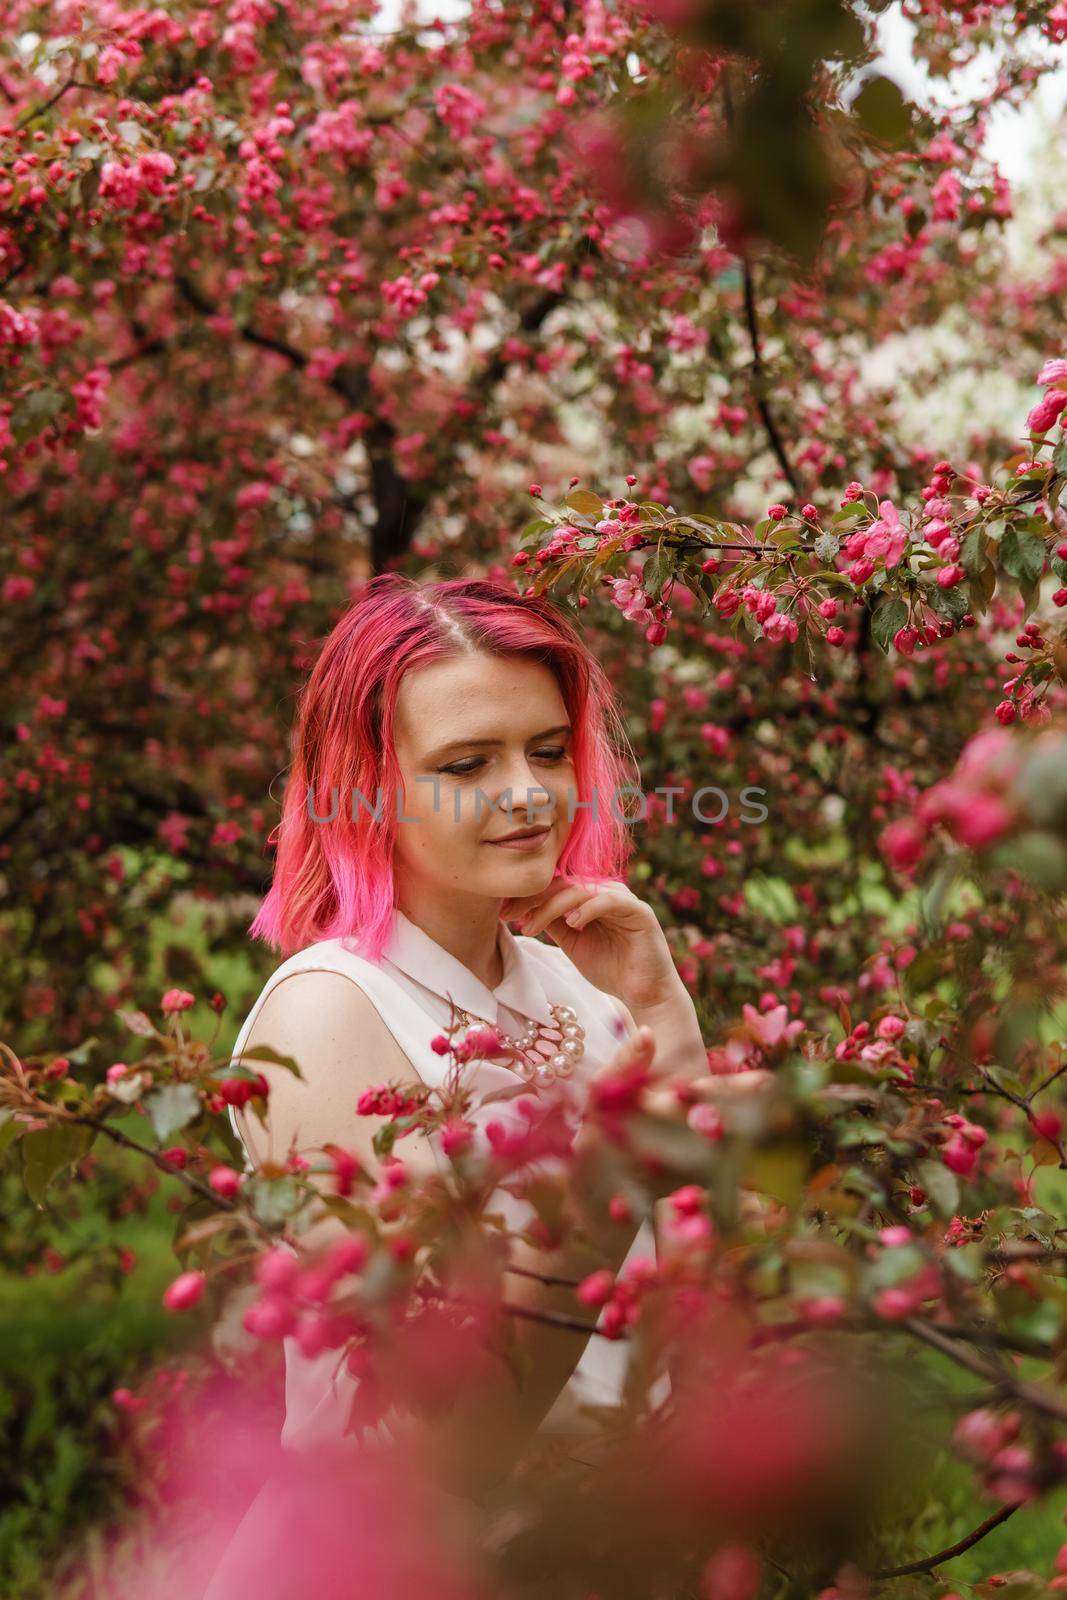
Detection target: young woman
<box><xmin>211</xmin><ymin>575</ymin><xmax>709</xmax><ymax>1556</ymax></box>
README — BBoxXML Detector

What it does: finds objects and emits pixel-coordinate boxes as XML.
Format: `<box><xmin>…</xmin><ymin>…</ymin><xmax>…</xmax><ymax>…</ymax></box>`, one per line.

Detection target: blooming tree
<box><xmin>4</xmin><ymin>0</ymin><xmax>1067</xmax><ymax>1589</ymax></box>
<box><xmin>3</xmin><ymin>0</ymin><xmax>1067</xmax><ymax>1039</ymax></box>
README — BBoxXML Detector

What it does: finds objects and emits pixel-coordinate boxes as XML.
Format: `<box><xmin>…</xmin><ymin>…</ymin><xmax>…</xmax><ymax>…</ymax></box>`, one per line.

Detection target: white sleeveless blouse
<box><xmin>227</xmin><ymin>908</ymin><xmax>662</xmax><ymax>1450</ymax></box>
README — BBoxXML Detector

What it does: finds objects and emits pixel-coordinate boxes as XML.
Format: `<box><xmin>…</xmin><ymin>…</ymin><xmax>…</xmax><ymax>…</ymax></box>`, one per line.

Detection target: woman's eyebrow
<box><xmin>424</xmin><ymin>723</ymin><xmax>572</xmax><ymax>762</ymax></box>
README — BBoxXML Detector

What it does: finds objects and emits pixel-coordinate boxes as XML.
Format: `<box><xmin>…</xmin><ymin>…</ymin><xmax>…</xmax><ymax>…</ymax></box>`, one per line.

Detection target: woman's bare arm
<box><xmin>233</xmin><ymin>970</ymin><xmax>441</xmax><ymax>1250</ymax></box>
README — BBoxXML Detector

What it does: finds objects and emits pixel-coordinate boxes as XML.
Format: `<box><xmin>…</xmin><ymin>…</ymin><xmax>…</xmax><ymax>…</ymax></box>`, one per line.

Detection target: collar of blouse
<box><xmin>384</xmin><ymin>908</ymin><xmax>558</xmax><ymax>1030</ymax></box>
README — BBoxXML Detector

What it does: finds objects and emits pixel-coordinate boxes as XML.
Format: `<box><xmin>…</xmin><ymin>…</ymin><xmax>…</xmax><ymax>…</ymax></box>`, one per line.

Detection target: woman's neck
<box><xmin>393</xmin><ymin>891</ymin><xmax>505</xmax><ymax>989</ymax></box>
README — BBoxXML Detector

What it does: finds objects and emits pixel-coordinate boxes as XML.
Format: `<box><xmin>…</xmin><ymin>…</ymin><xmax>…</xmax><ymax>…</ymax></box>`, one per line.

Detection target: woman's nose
<box><xmin>491</xmin><ymin>761</ymin><xmax>554</xmax><ymax>821</ymax></box>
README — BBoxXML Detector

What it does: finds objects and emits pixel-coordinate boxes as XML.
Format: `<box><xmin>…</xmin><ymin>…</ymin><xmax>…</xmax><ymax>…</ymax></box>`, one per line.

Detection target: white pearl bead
<box><xmin>560</xmin><ymin>1039</ymin><xmax>582</xmax><ymax>1059</ymax></box>
<box><xmin>561</xmin><ymin>1023</ymin><xmax>582</xmax><ymax>1040</ymax></box>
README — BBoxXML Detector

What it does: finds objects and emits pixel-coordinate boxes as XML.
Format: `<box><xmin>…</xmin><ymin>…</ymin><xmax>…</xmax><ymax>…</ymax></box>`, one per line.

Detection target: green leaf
<box><xmin>920</xmin><ymin>855</ymin><xmax>962</xmax><ymax>929</ymax></box>
<box><xmin>625</xmin><ymin>1113</ymin><xmax>717</xmax><ymax>1175</ymax></box>
<box><xmin>66</xmin><ymin>1036</ymin><xmax>99</xmax><ymax>1067</ymax></box>
<box><xmin>143</xmin><ymin>1082</ymin><xmax>202</xmax><ymax>1141</ymax></box>
<box><xmin>743</xmin><ymin>1143</ymin><xmax>810</xmax><ymax>1208</ymax></box>
<box><xmin>867</xmin><ymin>1243</ymin><xmax>924</xmax><ymax>1288</ymax></box>
<box><xmin>852</xmin><ymin>76</ymin><xmax>912</xmax><ymax>146</ymax></box>
<box><xmin>902</xmin><ymin>949</ymin><xmax>944</xmax><ymax>998</ymax></box>
<box><xmin>1000</xmin><ymin>524</ymin><xmax>1046</xmax><ymax>586</ymax></box>
<box><xmin>564</xmin><ymin>489</ymin><xmax>603</xmax><ymax>519</ymax></box>
<box><xmin>929</xmin><ymin>581</ymin><xmax>969</xmax><ymax>622</ymax></box>
<box><xmin>21</xmin><ymin>1124</ymin><xmax>94</xmax><ymax>1203</ymax></box>
<box><xmin>914</xmin><ymin>1157</ymin><xmax>959</xmax><ymax>1218</ymax></box>
<box><xmin>990</xmin><ymin>830</ymin><xmax>1067</xmax><ymax>890</ymax></box>
<box><xmin>870</xmin><ymin>596</ymin><xmax>908</xmax><ymax>653</ymax></box>
<box><xmin>960</xmin><ymin>527</ymin><xmax>987</xmax><ymax>579</ymax></box>
<box><xmin>642</xmin><ymin>543</ymin><xmax>675</xmax><ymax>601</ymax></box>
<box><xmin>831</xmin><ymin>506</ymin><xmax>867</xmax><ymax>530</ymax></box>
<box><xmin>248</xmin><ymin>1175</ymin><xmax>302</xmax><ymax>1226</ymax></box>
<box><xmin>118</xmin><ymin>1008</ymin><xmax>158</xmax><ymax>1037</ymax></box>
<box><xmin>230</xmin><ymin>1044</ymin><xmax>303</xmax><ymax>1077</ymax></box>
<box><xmin>0</xmin><ymin>1111</ymin><xmax>22</xmax><ymax>1163</ymax></box>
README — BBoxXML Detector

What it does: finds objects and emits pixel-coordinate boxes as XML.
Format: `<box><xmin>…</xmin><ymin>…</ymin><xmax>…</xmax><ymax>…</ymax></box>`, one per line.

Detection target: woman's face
<box><xmin>390</xmin><ymin>651</ymin><xmax>576</xmax><ymax>907</ymax></box>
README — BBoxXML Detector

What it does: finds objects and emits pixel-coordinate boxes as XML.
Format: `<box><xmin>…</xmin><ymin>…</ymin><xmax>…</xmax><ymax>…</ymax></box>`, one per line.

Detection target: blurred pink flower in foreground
<box><xmin>70</xmin><ymin>1367</ymin><xmax>490</xmax><ymax>1600</ymax></box>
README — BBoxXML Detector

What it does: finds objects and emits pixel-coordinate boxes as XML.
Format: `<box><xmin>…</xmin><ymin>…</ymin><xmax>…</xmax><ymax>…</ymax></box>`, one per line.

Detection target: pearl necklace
<box><xmin>453</xmin><ymin>1003</ymin><xmax>586</xmax><ymax>1088</ymax></box>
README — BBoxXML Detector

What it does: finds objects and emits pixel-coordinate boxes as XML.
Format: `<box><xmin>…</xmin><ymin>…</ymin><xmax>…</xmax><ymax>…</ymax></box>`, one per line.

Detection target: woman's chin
<box><xmin>485</xmin><ymin>855</ymin><xmax>559</xmax><ymax>892</ymax></box>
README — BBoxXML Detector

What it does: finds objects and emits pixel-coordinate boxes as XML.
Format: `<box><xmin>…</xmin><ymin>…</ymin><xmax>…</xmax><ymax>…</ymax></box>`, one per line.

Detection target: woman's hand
<box><xmin>501</xmin><ymin>876</ymin><xmax>684</xmax><ymax>1016</ymax></box>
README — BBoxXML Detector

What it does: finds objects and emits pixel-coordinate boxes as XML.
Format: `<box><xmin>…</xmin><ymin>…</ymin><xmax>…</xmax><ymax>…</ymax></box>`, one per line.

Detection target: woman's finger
<box><xmin>594</xmin><ymin>1022</ymin><xmax>655</xmax><ymax>1081</ymax></box>
<box><xmin>520</xmin><ymin>885</ymin><xmax>598</xmax><ymax>938</ymax></box>
<box><xmin>551</xmin><ymin>889</ymin><xmax>620</xmax><ymax>934</ymax></box>
<box><xmin>508</xmin><ymin>883</ymin><xmax>604</xmax><ymax>934</ymax></box>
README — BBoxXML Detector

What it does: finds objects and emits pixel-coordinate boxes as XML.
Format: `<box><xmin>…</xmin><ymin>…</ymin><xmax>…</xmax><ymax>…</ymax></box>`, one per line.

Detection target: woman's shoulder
<box><xmin>256</xmin><ymin>937</ymin><xmax>382</xmax><ymax>993</ymax></box>
<box><xmin>240</xmin><ymin>940</ymin><xmax>389</xmax><ymax>1036</ymax></box>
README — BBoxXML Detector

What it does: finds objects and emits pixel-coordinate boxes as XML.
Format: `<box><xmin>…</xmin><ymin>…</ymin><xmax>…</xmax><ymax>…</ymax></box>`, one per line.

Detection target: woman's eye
<box><xmin>439</xmin><ymin>747</ymin><xmax>568</xmax><ymax>778</ymax></box>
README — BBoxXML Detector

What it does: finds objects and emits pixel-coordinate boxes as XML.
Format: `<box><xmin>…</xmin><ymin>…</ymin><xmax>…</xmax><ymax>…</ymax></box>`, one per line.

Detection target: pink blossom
<box><xmin>666</xmin><ymin>314</ymin><xmax>707</xmax><ymax>353</ymax></box>
<box><xmin>762</xmin><ymin>611</ymin><xmax>799</xmax><ymax>644</ymax></box>
<box><xmin>701</xmin><ymin>1545</ymin><xmax>763</xmax><ymax>1600</ymax></box>
<box><xmin>688</xmin><ymin>1102</ymin><xmax>725</xmax><ymax>1141</ymax></box>
<box><xmin>950</xmin><ymin>792</ymin><xmax>1015</xmax><ymax>848</ymax></box>
<box><xmin>161</xmin><ymin>988</ymin><xmax>196</xmax><ymax>1014</ymax></box>
<box><xmin>863</xmin><ymin>500</ymin><xmax>908</xmax><ymax>568</ymax></box>
<box><xmin>243</xmin><ymin>1293</ymin><xmax>297</xmax><ymax>1340</ymax></box>
<box><xmin>688</xmin><ymin>453</ymin><xmax>717</xmax><ymax>493</ymax></box>
<box><xmin>162</xmin><ymin>1270</ymin><xmax>207</xmax><ymax>1311</ymax></box>
<box><xmin>1026</xmin><ymin>390</ymin><xmax>1067</xmax><ymax>433</ymax></box>
<box><xmin>930</xmin><ymin>169</ymin><xmax>962</xmax><ymax>221</ymax></box>
<box><xmin>577</xmin><ymin>1269</ymin><xmax>615</xmax><ymax>1307</ymax></box>
<box><xmin>953</xmin><ymin>1407</ymin><xmax>1019</xmax><ymax>1462</ymax></box>
<box><xmin>433</xmin><ymin>83</ymin><xmax>488</xmax><ymax>139</ymax></box>
<box><xmin>209</xmin><ymin>1165</ymin><xmax>242</xmax><ymax>1198</ymax></box>
<box><xmin>943</xmin><ymin>1134</ymin><xmax>978</xmax><ymax>1177</ymax></box>
<box><xmin>799</xmin><ymin>1296</ymin><xmax>847</xmax><ymax>1327</ymax></box>
<box><xmin>440</xmin><ymin>1117</ymin><xmax>474</xmax><ymax>1157</ymax></box>
<box><xmin>874</xmin><ymin>1285</ymin><xmax>920</xmax><ymax>1319</ymax></box>
<box><xmin>879</xmin><ymin>816</ymin><xmax>927</xmax><ymax>871</ymax></box>
<box><xmin>924</xmin><ymin>131</ymin><xmax>966</xmax><ymax>163</ymax></box>
<box><xmin>669</xmin><ymin>1184</ymin><xmax>707</xmax><ymax>1217</ymax></box>
<box><xmin>98</xmin><ymin>151</ymin><xmax>177</xmax><ymax>208</ymax></box>
<box><xmin>71</xmin><ymin>365</ymin><xmax>110</xmax><ymax>431</ymax></box>
<box><xmin>740</xmin><ymin>1002</ymin><xmax>805</xmax><ymax>1051</ymax></box>
<box><xmin>255</xmin><ymin>1247</ymin><xmax>300</xmax><ymax>1294</ymax></box>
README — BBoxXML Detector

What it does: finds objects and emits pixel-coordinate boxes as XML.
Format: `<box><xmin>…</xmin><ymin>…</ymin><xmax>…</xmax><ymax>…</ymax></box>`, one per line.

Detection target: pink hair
<box><xmin>249</xmin><ymin>575</ymin><xmax>639</xmax><ymax>962</ymax></box>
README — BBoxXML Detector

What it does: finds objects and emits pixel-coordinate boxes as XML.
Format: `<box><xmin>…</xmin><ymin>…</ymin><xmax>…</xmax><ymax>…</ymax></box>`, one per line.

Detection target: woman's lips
<box><xmin>485</xmin><ymin>829</ymin><xmax>552</xmax><ymax>852</ymax></box>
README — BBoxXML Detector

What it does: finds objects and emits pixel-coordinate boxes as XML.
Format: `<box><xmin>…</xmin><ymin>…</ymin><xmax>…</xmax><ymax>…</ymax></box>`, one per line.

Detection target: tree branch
<box><xmin>901</xmin><ymin>1317</ymin><xmax>1067</xmax><ymax>1426</ymax></box>
<box><xmin>740</xmin><ymin>257</ymin><xmax>801</xmax><ymax>498</ymax></box>
<box><xmin>73</xmin><ymin>1113</ymin><xmax>236</xmax><ymax>1210</ymax></box>
<box><xmin>15</xmin><ymin>76</ymin><xmax>77</xmax><ymax>132</ymax></box>
<box><xmin>871</xmin><ymin>1501</ymin><xmax>1018</xmax><ymax>1579</ymax></box>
